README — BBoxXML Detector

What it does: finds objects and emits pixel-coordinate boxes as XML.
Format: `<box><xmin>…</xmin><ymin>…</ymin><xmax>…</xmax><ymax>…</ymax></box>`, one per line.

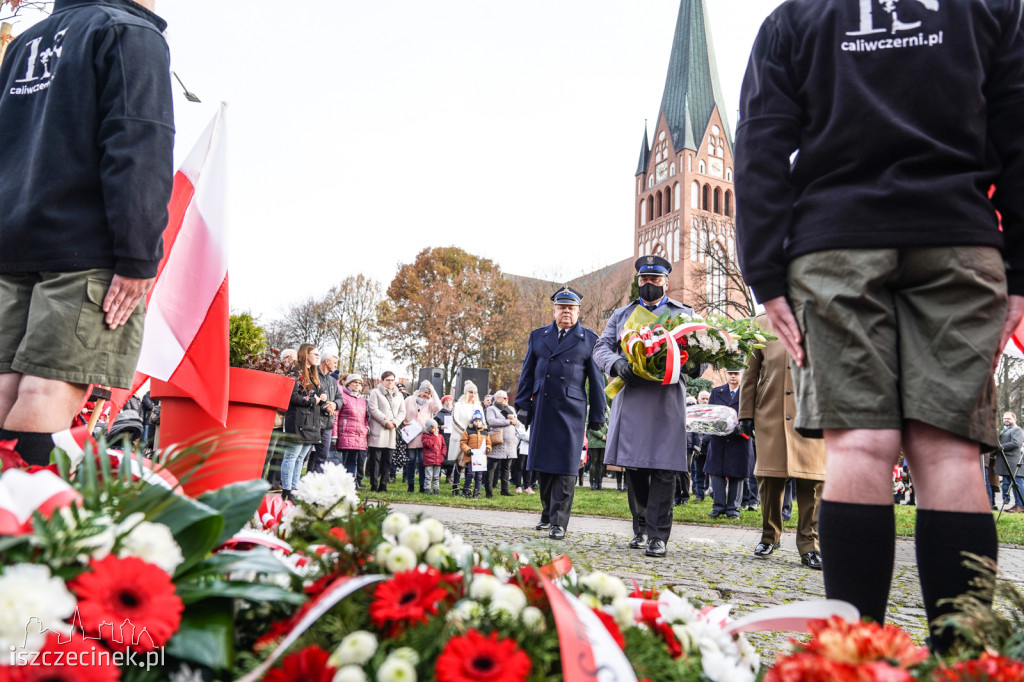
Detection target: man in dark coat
<box><xmin>704</xmin><ymin>371</ymin><xmax>755</xmax><ymax>519</ymax></box>
<box><xmin>997</xmin><ymin>412</ymin><xmax>1024</xmax><ymax>512</ymax></box>
<box><xmin>515</xmin><ymin>286</ymin><xmax>606</xmax><ymax>540</ymax></box>
<box><xmin>593</xmin><ymin>255</ymin><xmax>703</xmax><ymax>558</ymax></box>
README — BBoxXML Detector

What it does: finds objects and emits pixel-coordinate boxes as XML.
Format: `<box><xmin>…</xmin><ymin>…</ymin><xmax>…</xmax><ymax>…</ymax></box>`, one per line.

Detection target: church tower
<box><xmin>634</xmin><ymin>0</ymin><xmax>738</xmax><ymax>317</ymax></box>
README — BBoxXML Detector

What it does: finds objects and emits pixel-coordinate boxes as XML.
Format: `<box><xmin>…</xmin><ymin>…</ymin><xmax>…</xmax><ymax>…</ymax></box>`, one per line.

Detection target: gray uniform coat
<box><xmin>515</xmin><ymin>321</ymin><xmax>606</xmax><ymax>476</ymax></box>
<box><xmin>593</xmin><ymin>298</ymin><xmax>695</xmax><ymax>473</ymax></box>
<box><xmin>997</xmin><ymin>424</ymin><xmax>1024</xmax><ymax>476</ymax></box>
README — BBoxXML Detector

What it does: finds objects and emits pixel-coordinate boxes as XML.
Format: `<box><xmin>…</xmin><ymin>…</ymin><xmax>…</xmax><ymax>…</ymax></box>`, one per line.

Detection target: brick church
<box><xmin>632</xmin><ymin>0</ymin><xmax>741</xmax><ymax>317</ymax></box>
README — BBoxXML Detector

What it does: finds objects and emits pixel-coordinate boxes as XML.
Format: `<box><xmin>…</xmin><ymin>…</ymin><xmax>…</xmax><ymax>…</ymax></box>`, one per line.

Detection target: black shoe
<box><xmin>549</xmin><ymin>525</ymin><xmax>566</xmax><ymax>540</ymax></box>
<box><xmin>726</xmin><ymin>511</ymin><xmax>741</xmax><ymax>519</ymax></box>
<box><xmin>379</xmin><ymin>485</ymin><xmax>388</xmax><ymax>492</ymax></box>
<box><xmin>754</xmin><ymin>541</ymin><xmax>780</xmax><ymax>557</ymax></box>
<box><xmin>500</xmin><ymin>491</ymin><xmax>513</xmax><ymax>496</ymax></box>
<box><xmin>485</xmin><ymin>492</ymin><xmax>494</xmax><ymax>498</ymax></box>
<box><xmin>628</xmin><ymin>533</ymin><xmax>648</xmax><ymax>549</ymax></box>
<box><xmin>708</xmin><ymin>510</ymin><xmax>723</xmax><ymax>518</ymax></box>
<box><xmin>535</xmin><ymin>522</ymin><xmax>551</xmax><ymax>531</ymax></box>
<box><xmin>801</xmin><ymin>551</ymin><xmax>823</xmax><ymax>570</ymax></box>
<box><xmin>645</xmin><ymin>538</ymin><xmax>667</xmax><ymax>558</ymax></box>
<box><xmin>745</xmin><ymin>504</ymin><xmax>759</xmax><ymax>512</ymax></box>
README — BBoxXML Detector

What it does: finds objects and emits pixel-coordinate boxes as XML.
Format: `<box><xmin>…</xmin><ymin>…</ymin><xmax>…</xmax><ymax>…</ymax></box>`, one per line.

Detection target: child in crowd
<box><xmin>459</xmin><ymin>411</ymin><xmax>492</xmax><ymax>498</ymax></box>
<box><xmin>421</xmin><ymin>418</ymin><xmax>447</xmax><ymax>495</ymax></box>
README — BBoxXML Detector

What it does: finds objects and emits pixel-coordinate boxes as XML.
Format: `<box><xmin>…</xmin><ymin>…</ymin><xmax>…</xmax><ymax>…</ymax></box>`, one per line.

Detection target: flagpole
<box><xmin>0</xmin><ymin>23</ymin><xmax>12</xmax><ymax>66</ymax></box>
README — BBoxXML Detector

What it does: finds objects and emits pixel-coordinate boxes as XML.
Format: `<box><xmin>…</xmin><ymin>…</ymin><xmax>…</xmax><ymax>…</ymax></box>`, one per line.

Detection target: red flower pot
<box><xmin>151</xmin><ymin>367</ymin><xmax>293</xmax><ymax>496</ymax></box>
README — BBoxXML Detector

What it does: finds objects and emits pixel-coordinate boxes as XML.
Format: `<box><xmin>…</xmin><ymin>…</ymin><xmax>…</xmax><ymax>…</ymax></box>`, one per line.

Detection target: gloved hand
<box><xmin>736</xmin><ymin>418</ymin><xmax>754</xmax><ymax>439</ymax></box>
<box><xmin>516</xmin><ymin>409</ymin><xmax>531</xmax><ymax>427</ymax></box>
<box><xmin>612</xmin><ymin>358</ymin><xmax>640</xmax><ymax>385</ymax></box>
<box><xmin>587</xmin><ymin>421</ymin><xmax>603</xmax><ymax>432</ymax></box>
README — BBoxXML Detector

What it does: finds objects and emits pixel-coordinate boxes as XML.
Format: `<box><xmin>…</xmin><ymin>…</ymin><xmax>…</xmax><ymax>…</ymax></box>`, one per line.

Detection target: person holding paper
<box><xmin>459</xmin><ymin>411</ymin><xmax>492</xmax><ymax>498</ymax></box>
<box><xmin>402</xmin><ymin>380</ymin><xmax>441</xmax><ymax>493</ymax></box>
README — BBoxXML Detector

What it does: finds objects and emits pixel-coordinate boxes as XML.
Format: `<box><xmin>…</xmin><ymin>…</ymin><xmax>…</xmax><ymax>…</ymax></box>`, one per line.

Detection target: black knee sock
<box><xmin>818</xmin><ymin>500</ymin><xmax>895</xmax><ymax>624</ymax></box>
<box><xmin>915</xmin><ymin>509</ymin><xmax>998</xmax><ymax>654</ymax></box>
<box><xmin>0</xmin><ymin>428</ymin><xmax>57</xmax><ymax>466</ymax></box>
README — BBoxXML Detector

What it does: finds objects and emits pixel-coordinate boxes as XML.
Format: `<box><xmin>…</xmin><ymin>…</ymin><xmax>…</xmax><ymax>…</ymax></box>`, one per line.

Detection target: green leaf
<box><xmin>0</xmin><ymin>534</ymin><xmax>30</xmax><ymax>554</ymax></box>
<box><xmin>165</xmin><ymin>598</ymin><xmax>234</xmax><ymax>671</ymax></box>
<box><xmin>197</xmin><ymin>480</ymin><xmax>269</xmax><ymax>547</ymax></box>
<box><xmin>176</xmin><ymin>579</ymin><xmax>305</xmax><ymax>605</ymax></box>
<box><xmin>176</xmin><ymin>547</ymin><xmax>295</xmax><ymax>582</ymax></box>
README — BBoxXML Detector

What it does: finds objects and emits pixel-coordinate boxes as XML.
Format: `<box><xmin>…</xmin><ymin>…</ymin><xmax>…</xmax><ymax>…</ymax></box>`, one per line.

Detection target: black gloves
<box><xmin>612</xmin><ymin>358</ymin><xmax>640</xmax><ymax>386</ymax></box>
<box><xmin>737</xmin><ymin>418</ymin><xmax>754</xmax><ymax>438</ymax></box>
<box><xmin>587</xmin><ymin>421</ymin><xmax>603</xmax><ymax>432</ymax></box>
<box><xmin>516</xmin><ymin>409</ymin><xmax>531</xmax><ymax>427</ymax></box>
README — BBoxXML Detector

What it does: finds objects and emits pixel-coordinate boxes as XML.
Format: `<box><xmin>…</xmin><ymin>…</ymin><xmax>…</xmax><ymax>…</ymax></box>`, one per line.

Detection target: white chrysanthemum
<box><xmin>610</xmin><ymin>598</ymin><xmax>635</xmax><ymax>629</ymax></box>
<box><xmin>579</xmin><ymin>593</ymin><xmax>601</xmax><ymax>609</ymax></box>
<box><xmin>491</xmin><ymin>584</ymin><xmax>526</xmax><ymax>611</ymax></box>
<box><xmin>520</xmin><ymin>606</ymin><xmax>546</xmax><ymax>632</ymax></box>
<box><xmin>377</xmin><ymin>655</ymin><xmax>417</xmax><ymax>682</ymax></box>
<box><xmin>295</xmin><ymin>473</ymin><xmax>344</xmax><ymax>511</ymax></box>
<box><xmin>322</xmin><ymin>463</ymin><xmax>358</xmax><ymax>498</ymax></box>
<box><xmin>700</xmin><ymin>648</ymin><xmax>754</xmax><ymax>682</ymax></box>
<box><xmin>419</xmin><ymin>518</ymin><xmax>445</xmax><ymax>544</ymax></box>
<box><xmin>661</xmin><ymin>598</ymin><xmax>696</xmax><ymax>624</ymax></box>
<box><xmin>375</xmin><ymin>541</ymin><xmax>395</xmax><ymax>566</ymax></box>
<box><xmin>330</xmin><ymin>630</ymin><xmax>378</xmax><ymax>667</ymax></box>
<box><xmin>381</xmin><ymin>512</ymin><xmax>411</xmax><ymax>538</ymax></box>
<box><xmin>390</xmin><ymin>647</ymin><xmax>419</xmax><ymax>665</ymax></box>
<box><xmin>397</xmin><ymin>524</ymin><xmax>430</xmax><ymax>555</ymax></box>
<box><xmin>672</xmin><ymin>623</ymin><xmax>695</xmax><ymax>652</ymax></box>
<box><xmin>333</xmin><ymin>666</ymin><xmax>368</xmax><ymax>682</ymax></box>
<box><xmin>168</xmin><ymin>663</ymin><xmax>206</xmax><ymax>682</ymax></box>
<box><xmin>579</xmin><ymin>571</ymin><xmax>627</xmax><ymax>601</ymax></box>
<box><xmin>117</xmin><ymin>514</ymin><xmax>184</xmax><ymax>574</ymax></box>
<box><xmin>385</xmin><ymin>546</ymin><xmax>418</xmax><ymax>573</ymax></box>
<box><xmin>736</xmin><ymin>636</ymin><xmax>760</xmax><ymax>672</ymax></box>
<box><xmin>280</xmin><ymin>503</ymin><xmax>307</xmax><ymax>537</ymax></box>
<box><xmin>424</xmin><ymin>543</ymin><xmax>451</xmax><ymax>568</ymax></box>
<box><xmin>0</xmin><ymin>564</ymin><xmax>76</xmax><ymax>653</ymax></box>
<box><xmin>447</xmin><ymin>599</ymin><xmax>484</xmax><ymax>627</ymax></box>
<box><xmin>467</xmin><ymin>574</ymin><xmax>501</xmax><ymax>600</ymax></box>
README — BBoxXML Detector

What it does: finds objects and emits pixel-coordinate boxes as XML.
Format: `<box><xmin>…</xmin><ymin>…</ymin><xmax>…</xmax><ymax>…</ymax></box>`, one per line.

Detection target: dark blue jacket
<box><xmin>0</xmin><ymin>0</ymin><xmax>174</xmax><ymax>278</ymax></box>
<box><xmin>704</xmin><ymin>383</ymin><xmax>754</xmax><ymax>479</ymax></box>
<box><xmin>515</xmin><ymin>321</ymin><xmax>605</xmax><ymax>476</ymax></box>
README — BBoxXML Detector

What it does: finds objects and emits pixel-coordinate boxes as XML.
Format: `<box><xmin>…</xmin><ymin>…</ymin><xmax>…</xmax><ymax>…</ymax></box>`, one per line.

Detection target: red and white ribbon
<box><xmin>0</xmin><ymin>469</ymin><xmax>82</xmax><ymax>535</ymax></box>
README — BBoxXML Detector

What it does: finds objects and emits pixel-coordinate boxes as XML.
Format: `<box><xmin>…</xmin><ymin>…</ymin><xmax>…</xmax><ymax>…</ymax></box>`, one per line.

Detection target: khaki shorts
<box><xmin>0</xmin><ymin>269</ymin><xmax>146</xmax><ymax>388</ymax></box>
<box><xmin>788</xmin><ymin>247</ymin><xmax>1005</xmax><ymax>448</ymax></box>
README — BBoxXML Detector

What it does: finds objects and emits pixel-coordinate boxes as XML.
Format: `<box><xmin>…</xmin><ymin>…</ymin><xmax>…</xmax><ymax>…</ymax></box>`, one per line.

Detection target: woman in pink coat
<box><xmin>333</xmin><ymin>374</ymin><xmax>370</xmax><ymax>489</ymax></box>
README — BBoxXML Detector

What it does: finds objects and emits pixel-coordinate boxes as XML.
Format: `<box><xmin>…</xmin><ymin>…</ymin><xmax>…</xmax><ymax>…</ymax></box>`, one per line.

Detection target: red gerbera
<box><xmin>0</xmin><ymin>632</ymin><xmax>119</xmax><ymax>682</ymax></box>
<box><xmin>513</xmin><ymin>565</ymin><xmax>547</xmax><ymax>605</ymax></box>
<box><xmin>369</xmin><ymin>568</ymin><xmax>448</xmax><ymax>636</ymax></box>
<box><xmin>933</xmin><ymin>652</ymin><xmax>1024</xmax><ymax>682</ymax></box>
<box><xmin>436</xmin><ymin>630</ymin><xmax>531</xmax><ymax>682</ymax></box>
<box><xmin>592</xmin><ymin>607</ymin><xmax>625</xmax><ymax>649</ymax></box>
<box><xmin>264</xmin><ymin>645</ymin><xmax>336</xmax><ymax>682</ymax></box>
<box><xmin>68</xmin><ymin>556</ymin><xmax>183</xmax><ymax>652</ymax></box>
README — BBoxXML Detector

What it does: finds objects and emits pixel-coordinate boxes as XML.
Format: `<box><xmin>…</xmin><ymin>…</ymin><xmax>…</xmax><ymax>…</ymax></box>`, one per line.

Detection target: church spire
<box><xmin>635</xmin><ymin>121</ymin><xmax>650</xmax><ymax>177</ymax></box>
<box><xmin>658</xmin><ymin>0</ymin><xmax>732</xmax><ymax>153</ymax></box>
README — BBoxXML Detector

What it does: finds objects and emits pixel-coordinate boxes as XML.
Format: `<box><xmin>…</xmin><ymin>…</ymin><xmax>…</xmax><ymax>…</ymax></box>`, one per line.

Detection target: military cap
<box><xmin>635</xmin><ymin>254</ymin><xmax>672</xmax><ymax>276</ymax></box>
<box><xmin>550</xmin><ymin>285</ymin><xmax>582</xmax><ymax>306</ymax></box>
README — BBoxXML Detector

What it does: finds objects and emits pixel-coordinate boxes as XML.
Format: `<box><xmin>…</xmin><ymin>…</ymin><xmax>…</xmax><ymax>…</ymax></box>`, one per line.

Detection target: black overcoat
<box><xmin>703</xmin><ymin>383</ymin><xmax>754</xmax><ymax>478</ymax></box>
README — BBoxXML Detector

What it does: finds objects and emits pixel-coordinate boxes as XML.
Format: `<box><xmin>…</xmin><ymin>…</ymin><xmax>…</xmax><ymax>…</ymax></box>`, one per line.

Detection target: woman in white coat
<box><xmin>367</xmin><ymin>371</ymin><xmax>406</xmax><ymax>492</ymax></box>
<box><xmin>450</xmin><ymin>380</ymin><xmax>482</xmax><ymax>495</ymax></box>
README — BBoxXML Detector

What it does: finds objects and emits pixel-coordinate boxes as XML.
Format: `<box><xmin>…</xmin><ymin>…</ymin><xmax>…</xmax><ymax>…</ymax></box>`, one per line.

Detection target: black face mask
<box><xmin>639</xmin><ymin>282</ymin><xmax>664</xmax><ymax>302</ymax></box>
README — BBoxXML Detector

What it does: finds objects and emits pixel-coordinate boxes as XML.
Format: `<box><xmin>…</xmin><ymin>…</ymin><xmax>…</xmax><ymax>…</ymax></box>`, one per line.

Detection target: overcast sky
<box><xmin>9</xmin><ymin>0</ymin><xmax>785</xmax><ymax>322</ymax></box>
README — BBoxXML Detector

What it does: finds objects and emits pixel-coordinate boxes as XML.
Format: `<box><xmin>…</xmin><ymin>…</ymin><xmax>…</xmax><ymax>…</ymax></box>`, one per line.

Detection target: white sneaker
<box><xmin>524</xmin><ymin>487</ymin><xmax>534</xmax><ymax>494</ymax></box>
<box><xmin>515</xmin><ymin>487</ymin><xmax>523</xmax><ymax>494</ymax></box>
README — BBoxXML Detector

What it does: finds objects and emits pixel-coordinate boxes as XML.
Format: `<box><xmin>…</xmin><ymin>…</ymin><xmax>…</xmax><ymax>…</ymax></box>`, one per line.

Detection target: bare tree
<box><xmin>687</xmin><ymin>238</ymin><xmax>757</xmax><ymax>320</ymax></box>
<box><xmin>997</xmin><ymin>354</ymin><xmax>1024</xmax><ymax>418</ymax></box>
<box><xmin>278</xmin><ymin>296</ymin><xmax>332</xmax><ymax>349</ymax></box>
<box><xmin>2</xmin><ymin>1</ymin><xmax>53</xmax><ymax>23</ymax></box>
<box><xmin>324</xmin><ymin>274</ymin><xmax>383</xmax><ymax>375</ymax></box>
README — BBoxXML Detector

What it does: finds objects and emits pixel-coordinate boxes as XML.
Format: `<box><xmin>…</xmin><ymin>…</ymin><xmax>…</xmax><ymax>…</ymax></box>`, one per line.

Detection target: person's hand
<box><xmin>612</xmin><ymin>358</ymin><xmax>639</xmax><ymax>385</ymax></box>
<box><xmin>326</xmin><ymin>402</ymin><xmax>337</xmax><ymax>416</ymax></box>
<box><xmin>602</xmin><ymin>435</ymin><xmax>607</xmax><ymax>441</ymax></box>
<box><xmin>385</xmin><ymin>420</ymin><xmax>395</xmax><ymax>430</ymax></box>
<box><xmin>102</xmin><ymin>275</ymin><xmax>154</xmax><ymax>329</ymax></box>
<box><xmin>737</xmin><ymin>418</ymin><xmax>754</xmax><ymax>439</ymax></box>
<box><xmin>762</xmin><ymin>296</ymin><xmax>804</xmax><ymax>367</ymax></box>
<box><xmin>587</xmin><ymin>421</ymin><xmax>603</xmax><ymax>432</ymax></box>
<box><xmin>994</xmin><ymin>294</ymin><xmax>1024</xmax><ymax>372</ymax></box>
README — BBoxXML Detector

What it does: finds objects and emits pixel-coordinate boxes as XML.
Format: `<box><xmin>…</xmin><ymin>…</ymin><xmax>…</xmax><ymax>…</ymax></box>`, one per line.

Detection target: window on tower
<box><xmin>699</xmin><ymin>160</ymin><xmax>706</xmax><ymax>174</ymax></box>
<box><xmin>640</xmin><ymin>199</ymin><xmax>646</xmax><ymax>226</ymax></box>
<box><xmin>656</xmin><ymin>191</ymin><xmax>663</xmax><ymax>218</ymax></box>
<box><xmin>713</xmin><ymin>188</ymin><xmax>721</xmax><ymax>214</ymax></box>
<box><xmin>673</xmin><ymin>183</ymin><xmax>680</xmax><ymax>212</ymax></box>
<box><xmin>724</xmin><ymin>190</ymin><xmax>732</xmax><ymax>217</ymax></box>
<box><xmin>647</xmin><ymin>197</ymin><xmax>654</xmax><ymax>223</ymax></box>
<box><xmin>702</xmin><ymin>185</ymin><xmax>709</xmax><ymax>211</ymax></box>
<box><xmin>690</xmin><ymin>181</ymin><xmax>699</xmax><ymax>209</ymax></box>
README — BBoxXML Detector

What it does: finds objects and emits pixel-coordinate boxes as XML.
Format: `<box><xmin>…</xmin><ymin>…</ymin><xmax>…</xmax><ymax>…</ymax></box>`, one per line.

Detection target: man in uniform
<box><xmin>593</xmin><ymin>255</ymin><xmax>703</xmax><ymax>558</ymax></box>
<box><xmin>738</xmin><ymin>316</ymin><xmax>826</xmax><ymax>569</ymax></box>
<box><xmin>0</xmin><ymin>0</ymin><xmax>174</xmax><ymax>465</ymax></box>
<box><xmin>704</xmin><ymin>371</ymin><xmax>755</xmax><ymax>519</ymax></box>
<box><xmin>515</xmin><ymin>286</ymin><xmax>606</xmax><ymax>540</ymax></box>
<box><xmin>735</xmin><ymin>0</ymin><xmax>1024</xmax><ymax>650</ymax></box>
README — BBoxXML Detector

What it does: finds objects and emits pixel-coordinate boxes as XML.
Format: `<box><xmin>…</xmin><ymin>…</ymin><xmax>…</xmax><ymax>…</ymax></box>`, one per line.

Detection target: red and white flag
<box><xmin>109</xmin><ymin>105</ymin><xmax>230</xmax><ymax>424</ymax></box>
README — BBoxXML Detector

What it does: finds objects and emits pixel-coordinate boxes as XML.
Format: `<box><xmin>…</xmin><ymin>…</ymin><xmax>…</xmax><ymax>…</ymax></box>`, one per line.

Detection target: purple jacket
<box><xmin>333</xmin><ymin>387</ymin><xmax>369</xmax><ymax>451</ymax></box>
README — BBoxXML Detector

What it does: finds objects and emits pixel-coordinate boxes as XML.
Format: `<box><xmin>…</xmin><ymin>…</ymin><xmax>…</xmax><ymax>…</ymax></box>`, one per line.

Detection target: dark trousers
<box><xmin>782</xmin><ymin>477</ymin><xmax>795</xmax><ymax>520</ymax></box>
<box><xmin>368</xmin><ymin>447</ymin><xmax>392</xmax><ymax>491</ymax></box>
<box><xmin>538</xmin><ymin>472</ymin><xmax>576</xmax><ymax>528</ymax></box>
<box><xmin>487</xmin><ymin>458</ymin><xmax>512</xmax><ymax>494</ymax></box>
<box><xmin>405</xmin><ymin>448</ymin><xmax>425</xmax><ymax>491</ymax></box>
<box><xmin>709</xmin><ymin>474</ymin><xmax>741</xmax><ymax>515</ymax></box>
<box><xmin>691</xmin><ymin>454</ymin><xmax>707</xmax><ymax>499</ymax></box>
<box><xmin>742</xmin><ymin>472</ymin><xmax>760</xmax><ymax>507</ymax></box>
<box><xmin>342</xmin><ymin>449</ymin><xmax>366</xmax><ymax>487</ymax></box>
<box><xmin>511</xmin><ymin>455</ymin><xmax>526</xmax><ymax>487</ymax></box>
<box><xmin>759</xmin><ymin>476</ymin><xmax>822</xmax><ymax>554</ymax></box>
<box><xmin>626</xmin><ymin>468</ymin><xmax>677</xmax><ymax>542</ymax></box>
<box><xmin>462</xmin><ymin>464</ymin><xmax>487</xmax><ymax>494</ymax></box>
<box><xmin>589</xmin><ymin>448</ymin><xmax>605</xmax><ymax>488</ymax></box>
<box><xmin>307</xmin><ymin>428</ymin><xmax>332</xmax><ymax>474</ymax></box>
<box><xmin>263</xmin><ymin>430</ymin><xmax>285</xmax><ymax>487</ymax></box>
<box><xmin>675</xmin><ymin>470</ymin><xmax>691</xmax><ymax>503</ymax></box>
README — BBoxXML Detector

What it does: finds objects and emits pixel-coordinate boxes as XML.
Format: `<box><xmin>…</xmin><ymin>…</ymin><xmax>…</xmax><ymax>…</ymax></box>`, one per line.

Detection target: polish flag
<box><xmin>108</xmin><ymin>105</ymin><xmax>230</xmax><ymax>424</ymax></box>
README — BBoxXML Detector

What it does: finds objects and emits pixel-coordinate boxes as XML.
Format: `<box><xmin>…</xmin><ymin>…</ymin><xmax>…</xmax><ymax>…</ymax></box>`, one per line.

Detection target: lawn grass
<box><xmin>364</xmin><ymin>486</ymin><xmax>1024</xmax><ymax>546</ymax></box>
